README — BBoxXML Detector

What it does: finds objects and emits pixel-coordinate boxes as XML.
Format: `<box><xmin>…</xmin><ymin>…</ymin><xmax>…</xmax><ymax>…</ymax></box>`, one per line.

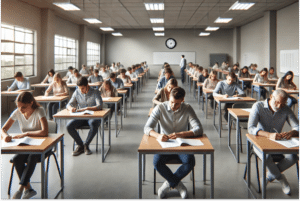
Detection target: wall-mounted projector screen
<box><xmin>153</xmin><ymin>52</ymin><xmax>196</xmax><ymax>65</ymax></box>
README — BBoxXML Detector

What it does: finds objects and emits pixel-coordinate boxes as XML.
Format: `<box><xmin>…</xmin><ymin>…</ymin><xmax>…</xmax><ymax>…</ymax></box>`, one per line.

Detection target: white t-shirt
<box><xmin>10</xmin><ymin>107</ymin><xmax>46</xmax><ymax>133</ymax></box>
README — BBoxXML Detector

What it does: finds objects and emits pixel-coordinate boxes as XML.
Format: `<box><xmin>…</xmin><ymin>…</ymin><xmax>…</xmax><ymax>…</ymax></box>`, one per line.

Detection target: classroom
<box><xmin>1</xmin><ymin>0</ymin><xmax>299</xmax><ymax>199</ymax></box>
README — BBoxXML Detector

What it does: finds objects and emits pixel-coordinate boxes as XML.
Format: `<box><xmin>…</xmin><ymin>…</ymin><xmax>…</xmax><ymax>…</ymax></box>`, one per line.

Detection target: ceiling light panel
<box><xmin>155</xmin><ymin>33</ymin><xmax>165</xmax><ymax>36</ymax></box>
<box><xmin>112</xmin><ymin>33</ymin><xmax>123</xmax><ymax>36</ymax></box>
<box><xmin>83</xmin><ymin>18</ymin><xmax>102</xmax><ymax>24</ymax></box>
<box><xmin>150</xmin><ymin>18</ymin><xmax>164</xmax><ymax>23</ymax></box>
<box><xmin>145</xmin><ymin>3</ymin><xmax>164</xmax><ymax>11</ymax></box>
<box><xmin>152</xmin><ymin>27</ymin><xmax>164</xmax><ymax>31</ymax></box>
<box><xmin>214</xmin><ymin>17</ymin><xmax>232</xmax><ymax>23</ymax></box>
<box><xmin>199</xmin><ymin>32</ymin><xmax>210</xmax><ymax>36</ymax></box>
<box><xmin>205</xmin><ymin>26</ymin><xmax>219</xmax><ymax>31</ymax></box>
<box><xmin>100</xmin><ymin>27</ymin><xmax>114</xmax><ymax>31</ymax></box>
<box><xmin>53</xmin><ymin>2</ymin><xmax>80</xmax><ymax>11</ymax></box>
<box><xmin>229</xmin><ymin>1</ymin><xmax>255</xmax><ymax>10</ymax></box>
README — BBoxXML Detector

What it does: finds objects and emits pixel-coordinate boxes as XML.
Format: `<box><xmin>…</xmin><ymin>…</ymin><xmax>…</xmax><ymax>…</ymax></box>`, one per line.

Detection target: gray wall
<box><xmin>105</xmin><ymin>29</ymin><xmax>234</xmax><ymax>78</ymax></box>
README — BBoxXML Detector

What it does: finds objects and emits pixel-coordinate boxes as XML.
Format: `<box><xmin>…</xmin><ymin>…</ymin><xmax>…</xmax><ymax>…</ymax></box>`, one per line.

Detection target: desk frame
<box><xmin>104</xmin><ymin>98</ymin><xmax>123</xmax><ymax>137</ymax></box>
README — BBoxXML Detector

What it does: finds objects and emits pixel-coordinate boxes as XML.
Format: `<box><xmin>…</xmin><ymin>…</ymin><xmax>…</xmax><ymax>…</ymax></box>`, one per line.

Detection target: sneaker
<box><xmin>175</xmin><ymin>181</ymin><xmax>188</xmax><ymax>199</ymax></box>
<box><xmin>22</xmin><ymin>189</ymin><xmax>37</xmax><ymax>199</ymax></box>
<box><xmin>72</xmin><ymin>145</ymin><xmax>84</xmax><ymax>156</ymax></box>
<box><xmin>12</xmin><ymin>190</ymin><xmax>23</xmax><ymax>199</ymax></box>
<box><xmin>84</xmin><ymin>144</ymin><xmax>92</xmax><ymax>155</ymax></box>
<box><xmin>277</xmin><ymin>174</ymin><xmax>291</xmax><ymax>195</ymax></box>
<box><xmin>158</xmin><ymin>181</ymin><xmax>170</xmax><ymax>199</ymax></box>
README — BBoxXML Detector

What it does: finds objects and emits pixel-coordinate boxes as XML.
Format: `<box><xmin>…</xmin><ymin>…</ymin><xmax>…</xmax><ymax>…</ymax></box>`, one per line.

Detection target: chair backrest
<box><xmin>232</xmin><ymin>102</ymin><xmax>255</xmax><ymax>109</ymax></box>
<box><xmin>48</xmin><ymin>120</ymin><xmax>57</xmax><ymax>133</ymax></box>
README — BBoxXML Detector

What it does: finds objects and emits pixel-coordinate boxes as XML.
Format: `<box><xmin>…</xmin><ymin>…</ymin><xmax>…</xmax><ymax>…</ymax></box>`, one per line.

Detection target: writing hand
<box><xmin>7</xmin><ymin>88</ymin><xmax>11</xmax><ymax>92</ymax></box>
<box><xmin>269</xmin><ymin>133</ymin><xmax>282</xmax><ymax>141</ymax></box>
<box><xmin>71</xmin><ymin>107</ymin><xmax>77</xmax><ymax>113</ymax></box>
<box><xmin>4</xmin><ymin>135</ymin><xmax>12</xmax><ymax>142</ymax></box>
<box><xmin>158</xmin><ymin>134</ymin><xmax>168</xmax><ymax>142</ymax></box>
<box><xmin>280</xmin><ymin>132</ymin><xmax>293</xmax><ymax>140</ymax></box>
<box><xmin>168</xmin><ymin>133</ymin><xmax>178</xmax><ymax>139</ymax></box>
<box><xmin>224</xmin><ymin>94</ymin><xmax>229</xmax><ymax>98</ymax></box>
<box><xmin>233</xmin><ymin>95</ymin><xmax>238</xmax><ymax>97</ymax></box>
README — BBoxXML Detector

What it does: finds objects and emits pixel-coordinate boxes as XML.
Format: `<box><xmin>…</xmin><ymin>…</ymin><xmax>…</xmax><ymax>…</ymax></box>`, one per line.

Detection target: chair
<box><xmin>8</xmin><ymin>120</ymin><xmax>62</xmax><ymax>198</ymax></box>
<box><xmin>230</xmin><ymin>102</ymin><xmax>255</xmax><ymax>153</ymax></box>
<box><xmin>243</xmin><ymin>149</ymin><xmax>299</xmax><ymax>193</ymax></box>
<box><xmin>153</xmin><ymin>158</ymin><xmax>195</xmax><ymax>195</ymax></box>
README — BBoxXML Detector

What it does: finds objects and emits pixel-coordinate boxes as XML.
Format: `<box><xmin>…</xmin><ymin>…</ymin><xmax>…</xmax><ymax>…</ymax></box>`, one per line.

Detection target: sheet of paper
<box><xmin>225</xmin><ymin>97</ymin><xmax>241</xmax><ymax>100</ymax></box>
<box><xmin>41</xmin><ymin>96</ymin><xmax>54</xmax><ymax>99</ymax></box>
<box><xmin>70</xmin><ymin>110</ymin><xmax>94</xmax><ymax>115</ymax></box>
<box><xmin>242</xmin><ymin>108</ymin><xmax>252</xmax><ymax>112</ymax></box>
<box><xmin>156</xmin><ymin>139</ymin><xmax>180</xmax><ymax>148</ymax></box>
<box><xmin>102</xmin><ymin>97</ymin><xmax>111</xmax><ymax>101</ymax></box>
<box><xmin>1</xmin><ymin>137</ymin><xmax>45</xmax><ymax>147</ymax></box>
<box><xmin>177</xmin><ymin>138</ymin><xmax>204</xmax><ymax>146</ymax></box>
<box><xmin>271</xmin><ymin>138</ymin><xmax>299</xmax><ymax>148</ymax></box>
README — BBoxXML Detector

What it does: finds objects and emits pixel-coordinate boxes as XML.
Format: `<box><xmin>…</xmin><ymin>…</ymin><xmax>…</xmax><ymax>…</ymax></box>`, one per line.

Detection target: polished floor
<box><xmin>1</xmin><ymin>78</ymin><xmax>299</xmax><ymax>199</ymax></box>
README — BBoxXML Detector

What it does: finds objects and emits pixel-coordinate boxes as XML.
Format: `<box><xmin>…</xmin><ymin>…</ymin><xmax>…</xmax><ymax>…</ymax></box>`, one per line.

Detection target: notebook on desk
<box><xmin>157</xmin><ymin>138</ymin><xmax>204</xmax><ymax>148</ymax></box>
<box><xmin>2</xmin><ymin>137</ymin><xmax>45</xmax><ymax>148</ymax></box>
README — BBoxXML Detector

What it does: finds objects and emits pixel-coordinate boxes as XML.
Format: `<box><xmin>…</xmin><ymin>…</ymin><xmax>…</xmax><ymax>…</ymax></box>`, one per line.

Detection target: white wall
<box><xmin>105</xmin><ymin>29</ymin><xmax>233</xmax><ymax>78</ymax></box>
<box><xmin>277</xmin><ymin>2</ymin><xmax>299</xmax><ymax>86</ymax></box>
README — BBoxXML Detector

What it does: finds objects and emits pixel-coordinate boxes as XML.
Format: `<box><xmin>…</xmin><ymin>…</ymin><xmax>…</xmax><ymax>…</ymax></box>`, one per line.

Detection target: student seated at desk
<box><xmin>228</xmin><ymin>63</ymin><xmax>239</xmax><ymax>74</ymax></box>
<box><xmin>41</xmin><ymin>69</ymin><xmax>55</xmax><ymax>84</ymax></box>
<box><xmin>118</xmin><ymin>69</ymin><xmax>131</xmax><ymax>84</ymax></box>
<box><xmin>212</xmin><ymin>62</ymin><xmax>219</xmax><ymax>70</ymax></box>
<box><xmin>99</xmin><ymin>80</ymin><xmax>119</xmax><ymax>121</ymax></box>
<box><xmin>144</xmin><ymin>87</ymin><xmax>203</xmax><ymax>199</ymax></box>
<box><xmin>132</xmin><ymin>65</ymin><xmax>139</xmax><ymax>78</ymax></box>
<box><xmin>153</xmin><ymin>78</ymin><xmax>178</xmax><ymax>107</ymax></box>
<box><xmin>238</xmin><ymin>66</ymin><xmax>251</xmax><ymax>90</ymax></box>
<box><xmin>88</xmin><ymin>69</ymin><xmax>103</xmax><ymax>85</ymax></box>
<box><xmin>106</xmin><ymin>65</ymin><xmax>113</xmax><ymax>74</ymax></box>
<box><xmin>110</xmin><ymin>62</ymin><xmax>118</xmax><ymax>72</ymax></box>
<box><xmin>144</xmin><ymin>61</ymin><xmax>148</xmax><ymax>68</ymax></box>
<box><xmin>248</xmin><ymin>89</ymin><xmax>299</xmax><ymax>195</ymax></box>
<box><xmin>79</xmin><ymin>64</ymin><xmax>89</xmax><ymax>75</ymax></box>
<box><xmin>67</xmin><ymin>69</ymin><xmax>82</xmax><ymax>84</ymax></box>
<box><xmin>222</xmin><ymin>62</ymin><xmax>229</xmax><ymax>70</ymax></box>
<box><xmin>203</xmin><ymin>70</ymin><xmax>219</xmax><ymax>109</ymax></box>
<box><xmin>100</xmin><ymin>66</ymin><xmax>110</xmax><ymax>80</ymax></box>
<box><xmin>116</xmin><ymin>62</ymin><xmax>124</xmax><ymax>69</ymax></box>
<box><xmin>88</xmin><ymin>66</ymin><xmax>94</xmax><ymax>76</ymax></box>
<box><xmin>63</xmin><ymin>66</ymin><xmax>74</xmax><ymax>80</ymax></box>
<box><xmin>193</xmin><ymin>65</ymin><xmax>203</xmax><ymax>79</ymax></box>
<box><xmin>220</xmin><ymin>61</ymin><xmax>226</xmax><ymax>69</ymax></box>
<box><xmin>66</xmin><ymin>77</ymin><xmax>103</xmax><ymax>156</ymax></box>
<box><xmin>253</xmin><ymin>68</ymin><xmax>269</xmax><ymax>100</ymax></box>
<box><xmin>188</xmin><ymin>64</ymin><xmax>195</xmax><ymax>75</ymax></box>
<box><xmin>157</xmin><ymin>68</ymin><xmax>175</xmax><ymax>90</ymax></box>
<box><xmin>276</xmin><ymin>71</ymin><xmax>297</xmax><ymax>108</ymax></box>
<box><xmin>249</xmin><ymin>63</ymin><xmax>259</xmax><ymax>75</ymax></box>
<box><xmin>160</xmin><ymin>65</ymin><xmax>172</xmax><ymax>79</ymax></box>
<box><xmin>8</xmin><ymin>72</ymin><xmax>31</xmax><ymax>92</ymax></box>
<box><xmin>45</xmin><ymin>73</ymin><xmax>69</xmax><ymax>120</ymax></box>
<box><xmin>268</xmin><ymin>67</ymin><xmax>278</xmax><ymax>79</ymax></box>
<box><xmin>213</xmin><ymin>72</ymin><xmax>246</xmax><ymax>122</ymax></box>
<box><xmin>1</xmin><ymin>92</ymin><xmax>48</xmax><ymax>199</ymax></box>
<box><xmin>108</xmin><ymin>73</ymin><xmax>124</xmax><ymax>89</ymax></box>
<box><xmin>198</xmin><ymin>68</ymin><xmax>209</xmax><ymax>95</ymax></box>
<box><xmin>126</xmin><ymin>67</ymin><xmax>137</xmax><ymax>79</ymax></box>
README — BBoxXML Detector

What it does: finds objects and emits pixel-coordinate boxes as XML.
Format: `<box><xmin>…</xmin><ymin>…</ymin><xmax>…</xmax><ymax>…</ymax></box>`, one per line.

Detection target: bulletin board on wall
<box><xmin>153</xmin><ymin>52</ymin><xmax>196</xmax><ymax>65</ymax></box>
<box><xmin>280</xmin><ymin>49</ymin><xmax>299</xmax><ymax>76</ymax></box>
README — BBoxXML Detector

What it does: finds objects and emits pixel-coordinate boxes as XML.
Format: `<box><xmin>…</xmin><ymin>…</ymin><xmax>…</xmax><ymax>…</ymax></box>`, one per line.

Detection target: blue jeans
<box><xmin>48</xmin><ymin>102</ymin><xmax>59</xmax><ymax>119</ymax></box>
<box><xmin>153</xmin><ymin>154</ymin><xmax>195</xmax><ymax>188</ymax></box>
<box><xmin>66</xmin><ymin>119</ymin><xmax>101</xmax><ymax>146</ymax></box>
<box><xmin>181</xmin><ymin>67</ymin><xmax>186</xmax><ymax>83</ymax></box>
<box><xmin>253</xmin><ymin>86</ymin><xmax>267</xmax><ymax>99</ymax></box>
<box><xmin>287</xmin><ymin>96</ymin><xmax>297</xmax><ymax>108</ymax></box>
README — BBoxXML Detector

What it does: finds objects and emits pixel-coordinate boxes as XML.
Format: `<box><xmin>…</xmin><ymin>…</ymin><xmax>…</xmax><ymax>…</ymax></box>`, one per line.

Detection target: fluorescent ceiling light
<box><xmin>53</xmin><ymin>2</ymin><xmax>80</xmax><ymax>11</ymax></box>
<box><xmin>155</xmin><ymin>33</ymin><xmax>165</xmax><ymax>36</ymax></box>
<box><xmin>205</xmin><ymin>26</ymin><xmax>219</xmax><ymax>31</ymax></box>
<box><xmin>145</xmin><ymin>3</ymin><xmax>164</xmax><ymax>10</ymax></box>
<box><xmin>150</xmin><ymin>18</ymin><xmax>164</xmax><ymax>23</ymax></box>
<box><xmin>100</xmin><ymin>27</ymin><xmax>114</xmax><ymax>31</ymax></box>
<box><xmin>229</xmin><ymin>1</ymin><xmax>255</xmax><ymax>10</ymax></box>
<box><xmin>83</xmin><ymin>18</ymin><xmax>102</xmax><ymax>24</ymax></box>
<box><xmin>199</xmin><ymin>32</ymin><xmax>210</xmax><ymax>36</ymax></box>
<box><xmin>214</xmin><ymin>17</ymin><xmax>232</xmax><ymax>23</ymax></box>
<box><xmin>112</xmin><ymin>33</ymin><xmax>123</xmax><ymax>36</ymax></box>
<box><xmin>152</xmin><ymin>27</ymin><xmax>164</xmax><ymax>31</ymax></box>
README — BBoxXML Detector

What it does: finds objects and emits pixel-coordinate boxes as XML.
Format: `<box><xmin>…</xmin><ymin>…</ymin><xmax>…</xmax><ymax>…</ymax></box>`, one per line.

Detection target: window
<box><xmin>87</xmin><ymin>41</ymin><xmax>100</xmax><ymax>66</ymax></box>
<box><xmin>1</xmin><ymin>24</ymin><xmax>35</xmax><ymax>79</ymax></box>
<box><xmin>54</xmin><ymin>35</ymin><xmax>77</xmax><ymax>71</ymax></box>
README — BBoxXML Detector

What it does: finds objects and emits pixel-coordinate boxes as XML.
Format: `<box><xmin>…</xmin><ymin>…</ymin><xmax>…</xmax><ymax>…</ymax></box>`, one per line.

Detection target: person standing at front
<box><xmin>180</xmin><ymin>55</ymin><xmax>186</xmax><ymax>85</ymax></box>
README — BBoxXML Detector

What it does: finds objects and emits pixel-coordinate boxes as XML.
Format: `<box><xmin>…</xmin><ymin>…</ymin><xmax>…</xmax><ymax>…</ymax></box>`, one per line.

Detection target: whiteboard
<box><xmin>153</xmin><ymin>52</ymin><xmax>196</xmax><ymax>65</ymax></box>
<box><xmin>280</xmin><ymin>50</ymin><xmax>299</xmax><ymax>76</ymax></box>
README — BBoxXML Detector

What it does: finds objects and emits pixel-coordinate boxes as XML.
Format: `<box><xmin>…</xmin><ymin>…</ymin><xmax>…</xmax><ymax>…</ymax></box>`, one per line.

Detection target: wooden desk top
<box><xmin>252</xmin><ymin>83</ymin><xmax>276</xmax><ymax>87</ymax></box>
<box><xmin>124</xmin><ymin>84</ymin><xmax>133</xmax><ymax>87</ymax></box>
<box><xmin>268</xmin><ymin>78</ymin><xmax>278</xmax><ymax>82</ymax></box>
<box><xmin>31</xmin><ymin>83</ymin><xmax>50</xmax><ymax>87</ymax></box>
<box><xmin>148</xmin><ymin>108</ymin><xmax>153</xmax><ymax>117</ymax></box>
<box><xmin>238</xmin><ymin>78</ymin><xmax>254</xmax><ymax>81</ymax></box>
<box><xmin>203</xmin><ymin>88</ymin><xmax>213</xmax><ymax>94</ymax></box>
<box><xmin>117</xmin><ymin>89</ymin><xmax>128</xmax><ymax>94</ymax></box>
<box><xmin>193</xmin><ymin>78</ymin><xmax>198</xmax><ymax>81</ymax></box>
<box><xmin>138</xmin><ymin>134</ymin><xmax>214</xmax><ymax>153</ymax></box>
<box><xmin>246</xmin><ymin>134</ymin><xmax>299</xmax><ymax>153</ymax></box>
<box><xmin>66</xmin><ymin>83</ymin><xmax>101</xmax><ymax>88</ymax></box>
<box><xmin>272</xmin><ymin>89</ymin><xmax>299</xmax><ymax>95</ymax></box>
<box><xmin>214</xmin><ymin>96</ymin><xmax>256</xmax><ymax>103</ymax></box>
<box><xmin>1</xmin><ymin>134</ymin><xmax>64</xmax><ymax>153</ymax></box>
<box><xmin>197</xmin><ymin>83</ymin><xmax>203</xmax><ymax>87</ymax></box>
<box><xmin>102</xmin><ymin>96</ymin><xmax>122</xmax><ymax>103</ymax></box>
<box><xmin>53</xmin><ymin>108</ymin><xmax>110</xmax><ymax>119</ymax></box>
<box><xmin>132</xmin><ymin>78</ymin><xmax>139</xmax><ymax>82</ymax></box>
<box><xmin>1</xmin><ymin>90</ymin><xmax>34</xmax><ymax>95</ymax></box>
<box><xmin>228</xmin><ymin>108</ymin><xmax>250</xmax><ymax>119</ymax></box>
<box><xmin>35</xmin><ymin>95</ymin><xmax>69</xmax><ymax>102</ymax></box>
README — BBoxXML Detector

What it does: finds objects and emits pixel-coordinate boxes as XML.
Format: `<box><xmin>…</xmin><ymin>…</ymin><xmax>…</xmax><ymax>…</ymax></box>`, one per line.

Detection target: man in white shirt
<box><xmin>180</xmin><ymin>55</ymin><xmax>187</xmax><ymax>84</ymax></box>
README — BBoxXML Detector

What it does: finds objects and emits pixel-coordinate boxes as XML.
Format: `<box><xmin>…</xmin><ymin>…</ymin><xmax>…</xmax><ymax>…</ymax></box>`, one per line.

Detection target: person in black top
<box><xmin>198</xmin><ymin>69</ymin><xmax>209</xmax><ymax>96</ymax></box>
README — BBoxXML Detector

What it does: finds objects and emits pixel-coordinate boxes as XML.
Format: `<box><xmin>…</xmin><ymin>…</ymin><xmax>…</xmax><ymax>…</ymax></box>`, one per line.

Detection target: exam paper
<box><xmin>2</xmin><ymin>137</ymin><xmax>45</xmax><ymax>148</ymax></box>
<box><xmin>272</xmin><ymin>138</ymin><xmax>299</xmax><ymax>148</ymax></box>
<box><xmin>242</xmin><ymin>108</ymin><xmax>252</xmax><ymax>112</ymax></box>
<box><xmin>102</xmin><ymin>97</ymin><xmax>112</xmax><ymax>101</ymax></box>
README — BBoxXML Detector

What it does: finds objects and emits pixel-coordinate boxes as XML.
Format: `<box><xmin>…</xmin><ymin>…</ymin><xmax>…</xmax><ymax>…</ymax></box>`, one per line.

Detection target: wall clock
<box><xmin>165</xmin><ymin>38</ymin><xmax>177</xmax><ymax>49</ymax></box>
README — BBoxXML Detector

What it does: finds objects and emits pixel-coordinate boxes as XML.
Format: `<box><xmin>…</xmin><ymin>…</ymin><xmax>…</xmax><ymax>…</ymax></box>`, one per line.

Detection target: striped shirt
<box><xmin>248</xmin><ymin>99</ymin><xmax>299</xmax><ymax>135</ymax></box>
<box><xmin>66</xmin><ymin>87</ymin><xmax>103</xmax><ymax>110</ymax></box>
<box><xmin>144</xmin><ymin>102</ymin><xmax>203</xmax><ymax>136</ymax></box>
<box><xmin>213</xmin><ymin>80</ymin><xmax>245</xmax><ymax>97</ymax></box>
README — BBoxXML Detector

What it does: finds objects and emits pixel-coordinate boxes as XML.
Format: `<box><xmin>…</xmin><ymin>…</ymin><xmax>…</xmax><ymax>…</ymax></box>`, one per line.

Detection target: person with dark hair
<box><xmin>203</xmin><ymin>70</ymin><xmax>219</xmax><ymax>109</ymax></box>
<box><xmin>249</xmin><ymin>64</ymin><xmax>258</xmax><ymax>75</ymax></box>
<box><xmin>213</xmin><ymin>72</ymin><xmax>246</xmax><ymax>122</ymax></box>
<box><xmin>136</xmin><ymin>64</ymin><xmax>144</xmax><ymax>75</ymax></box>
<box><xmin>198</xmin><ymin>69</ymin><xmax>209</xmax><ymax>95</ymax></box>
<box><xmin>63</xmin><ymin>66</ymin><xmax>74</xmax><ymax>79</ymax></box>
<box><xmin>1</xmin><ymin>92</ymin><xmax>48</xmax><ymax>199</ymax></box>
<box><xmin>88</xmin><ymin>69</ymin><xmax>103</xmax><ymax>84</ymax></box>
<box><xmin>253</xmin><ymin>68</ymin><xmax>269</xmax><ymax>100</ymax></box>
<box><xmin>228</xmin><ymin>64</ymin><xmax>239</xmax><ymax>74</ymax></box>
<box><xmin>157</xmin><ymin>68</ymin><xmax>175</xmax><ymax>90</ymax></box>
<box><xmin>180</xmin><ymin>55</ymin><xmax>187</xmax><ymax>84</ymax></box>
<box><xmin>276</xmin><ymin>71</ymin><xmax>298</xmax><ymax>108</ymax></box>
<box><xmin>66</xmin><ymin>77</ymin><xmax>103</xmax><ymax>156</ymax></box>
<box><xmin>67</xmin><ymin>69</ymin><xmax>82</xmax><ymax>84</ymax></box>
<box><xmin>110</xmin><ymin>62</ymin><xmax>118</xmax><ymax>72</ymax></box>
<box><xmin>144</xmin><ymin>87</ymin><xmax>203</xmax><ymax>199</ymax></box>
<box><xmin>126</xmin><ymin>67</ymin><xmax>137</xmax><ymax>79</ymax></box>
<box><xmin>100</xmin><ymin>66</ymin><xmax>110</xmax><ymax>80</ymax></box>
<box><xmin>269</xmin><ymin>67</ymin><xmax>278</xmax><ymax>79</ymax></box>
<box><xmin>117</xmin><ymin>69</ymin><xmax>131</xmax><ymax>84</ymax></box>
<box><xmin>88</xmin><ymin>66</ymin><xmax>94</xmax><ymax>76</ymax></box>
<box><xmin>212</xmin><ymin>62</ymin><xmax>219</xmax><ymax>70</ymax></box>
<box><xmin>248</xmin><ymin>89</ymin><xmax>299</xmax><ymax>195</ymax></box>
<box><xmin>153</xmin><ymin>78</ymin><xmax>178</xmax><ymax>107</ymax></box>
<box><xmin>79</xmin><ymin>64</ymin><xmax>89</xmax><ymax>75</ymax></box>
<box><xmin>238</xmin><ymin>66</ymin><xmax>251</xmax><ymax>90</ymax></box>
<box><xmin>8</xmin><ymin>72</ymin><xmax>31</xmax><ymax>91</ymax></box>
<box><xmin>99</xmin><ymin>80</ymin><xmax>119</xmax><ymax>121</ymax></box>
<box><xmin>109</xmin><ymin>73</ymin><xmax>124</xmax><ymax>89</ymax></box>
<box><xmin>144</xmin><ymin>61</ymin><xmax>148</xmax><ymax>68</ymax></box>
<box><xmin>193</xmin><ymin>66</ymin><xmax>203</xmax><ymax>79</ymax></box>
<box><xmin>41</xmin><ymin>69</ymin><xmax>55</xmax><ymax>83</ymax></box>
<box><xmin>162</xmin><ymin>62</ymin><xmax>168</xmax><ymax>69</ymax></box>
<box><xmin>45</xmin><ymin>73</ymin><xmax>69</xmax><ymax>120</ymax></box>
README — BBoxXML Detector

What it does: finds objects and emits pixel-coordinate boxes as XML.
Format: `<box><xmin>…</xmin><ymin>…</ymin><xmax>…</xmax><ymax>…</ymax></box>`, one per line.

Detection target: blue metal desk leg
<box><xmin>138</xmin><ymin>152</ymin><xmax>142</xmax><ymax>199</ymax></box>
